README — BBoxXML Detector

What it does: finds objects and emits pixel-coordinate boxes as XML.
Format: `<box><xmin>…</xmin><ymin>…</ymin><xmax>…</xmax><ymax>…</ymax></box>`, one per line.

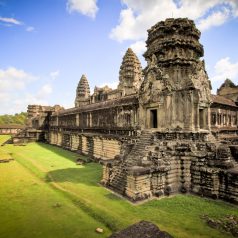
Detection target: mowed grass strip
<box><xmin>0</xmin><ymin>138</ymin><xmax>110</xmax><ymax>238</ymax></box>
<box><xmin>0</xmin><ymin>135</ymin><xmax>10</xmax><ymax>145</ymax></box>
<box><xmin>0</xmin><ymin>135</ymin><xmax>12</xmax><ymax>161</ymax></box>
<box><xmin>1</xmin><ymin>135</ymin><xmax>238</xmax><ymax>238</ymax></box>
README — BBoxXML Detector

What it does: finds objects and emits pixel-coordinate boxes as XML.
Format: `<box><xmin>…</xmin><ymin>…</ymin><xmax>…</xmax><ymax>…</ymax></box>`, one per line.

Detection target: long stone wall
<box><xmin>0</xmin><ymin>128</ymin><xmax>23</xmax><ymax>135</ymax></box>
<box><xmin>49</xmin><ymin>131</ymin><xmax>121</xmax><ymax>161</ymax></box>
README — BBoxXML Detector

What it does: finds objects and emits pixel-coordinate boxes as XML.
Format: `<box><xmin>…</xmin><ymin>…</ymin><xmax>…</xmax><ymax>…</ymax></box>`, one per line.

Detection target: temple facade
<box><xmin>20</xmin><ymin>18</ymin><xmax>238</xmax><ymax>203</ymax></box>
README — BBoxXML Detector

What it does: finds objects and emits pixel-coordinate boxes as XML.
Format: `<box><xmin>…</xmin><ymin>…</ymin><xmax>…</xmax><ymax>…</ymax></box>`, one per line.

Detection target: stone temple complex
<box><xmin>16</xmin><ymin>18</ymin><xmax>238</xmax><ymax>203</ymax></box>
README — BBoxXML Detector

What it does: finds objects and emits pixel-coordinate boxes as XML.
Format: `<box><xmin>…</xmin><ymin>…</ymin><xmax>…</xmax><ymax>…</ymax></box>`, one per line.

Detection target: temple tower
<box><xmin>75</xmin><ymin>74</ymin><xmax>90</xmax><ymax>107</ymax></box>
<box><xmin>217</xmin><ymin>79</ymin><xmax>238</xmax><ymax>103</ymax></box>
<box><xmin>118</xmin><ymin>48</ymin><xmax>143</xmax><ymax>96</ymax></box>
<box><xmin>139</xmin><ymin>18</ymin><xmax>211</xmax><ymax>131</ymax></box>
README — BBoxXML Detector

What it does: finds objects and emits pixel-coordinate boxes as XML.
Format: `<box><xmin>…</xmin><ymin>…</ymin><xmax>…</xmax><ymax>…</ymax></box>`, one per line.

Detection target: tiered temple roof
<box><xmin>118</xmin><ymin>48</ymin><xmax>143</xmax><ymax>96</ymax></box>
<box><xmin>144</xmin><ymin>18</ymin><xmax>204</xmax><ymax>66</ymax></box>
<box><xmin>75</xmin><ymin>74</ymin><xmax>90</xmax><ymax>107</ymax></box>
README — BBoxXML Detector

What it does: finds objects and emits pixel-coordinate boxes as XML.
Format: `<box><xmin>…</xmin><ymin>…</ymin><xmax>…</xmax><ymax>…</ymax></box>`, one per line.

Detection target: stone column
<box><xmin>194</xmin><ymin>104</ymin><xmax>199</xmax><ymax>131</ymax></box>
<box><xmin>206</xmin><ymin>107</ymin><xmax>211</xmax><ymax>130</ymax></box>
<box><xmin>76</xmin><ymin>114</ymin><xmax>79</xmax><ymax>127</ymax></box>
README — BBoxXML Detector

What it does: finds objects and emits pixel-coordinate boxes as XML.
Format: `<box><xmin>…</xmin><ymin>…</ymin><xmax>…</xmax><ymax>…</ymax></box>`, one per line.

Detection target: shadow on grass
<box><xmin>104</xmin><ymin>193</ymin><xmax>123</xmax><ymax>201</ymax></box>
<box><xmin>35</xmin><ymin>142</ymin><xmax>106</xmax><ymax>188</ymax></box>
<box><xmin>36</xmin><ymin>142</ymin><xmax>87</xmax><ymax>163</ymax></box>
<box><xmin>46</xmin><ymin>167</ymin><xmax>101</xmax><ymax>186</ymax></box>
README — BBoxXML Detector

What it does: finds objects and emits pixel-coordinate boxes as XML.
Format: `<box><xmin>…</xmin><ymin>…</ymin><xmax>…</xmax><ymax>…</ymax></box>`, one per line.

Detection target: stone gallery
<box><xmin>17</xmin><ymin>18</ymin><xmax>238</xmax><ymax>203</ymax></box>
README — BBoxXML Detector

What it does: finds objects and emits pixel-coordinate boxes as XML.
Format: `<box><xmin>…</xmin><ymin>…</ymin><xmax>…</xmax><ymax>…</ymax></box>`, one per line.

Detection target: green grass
<box><xmin>0</xmin><ymin>135</ymin><xmax>12</xmax><ymax>160</ymax></box>
<box><xmin>0</xmin><ymin>135</ymin><xmax>237</xmax><ymax>238</ymax></box>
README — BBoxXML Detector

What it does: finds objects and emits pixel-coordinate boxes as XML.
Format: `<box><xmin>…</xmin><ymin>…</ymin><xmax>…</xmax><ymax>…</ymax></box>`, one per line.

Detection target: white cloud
<box><xmin>36</xmin><ymin>84</ymin><xmax>53</xmax><ymax>99</ymax></box>
<box><xmin>26</xmin><ymin>26</ymin><xmax>35</xmax><ymax>32</ymax></box>
<box><xmin>12</xmin><ymin>94</ymin><xmax>48</xmax><ymax>113</ymax></box>
<box><xmin>229</xmin><ymin>0</ymin><xmax>238</xmax><ymax>16</ymax></box>
<box><xmin>1</xmin><ymin>89</ymin><xmax>53</xmax><ymax>114</ymax></box>
<box><xmin>11</xmin><ymin>84</ymin><xmax>53</xmax><ymax>114</ymax></box>
<box><xmin>198</xmin><ymin>8</ymin><xmax>230</xmax><ymax>31</ymax></box>
<box><xmin>110</xmin><ymin>8</ymin><xmax>140</xmax><ymax>42</ymax></box>
<box><xmin>0</xmin><ymin>67</ymin><xmax>36</xmax><ymax>91</ymax></box>
<box><xmin>0</xmin><ymin>17</ymin><xmax>22</xmax><ymax>25</ymax></box>
<box><xmin>50</xmin><ymin>70</ymin><xmax>60</xmax><ymax>80</ymax></box>
<box><xmin>0</xmin><ymin>67</ymin><xmax>54</xmax><ymax>114</ymax></box>
<box><xmin>110</xmin><ymin>0</ymin><xmax>238</xmax><ymax>42</ymax></box>
<box><xmin>0</xmin><ymin>67</ymin><xmax>37</xmax><ymax>114</ymax></box>
<box><xmin>0</xmin><ymin>92</ymin><xmax>10</xmax><ymax>102</ymax></box>
<box><xmin>67</xmin><ymin>0</ymin><xmax>98</xmax><ymax>18</ymax></box>
<box><xmin>210</xmin><ymin>57</ymin><xmax>238</xmax><ymax>84</ymax></box>
<box><xmin>130</xmin><ymin>40</ymin><xmax>146</xmax><ymax>55</ymax></box>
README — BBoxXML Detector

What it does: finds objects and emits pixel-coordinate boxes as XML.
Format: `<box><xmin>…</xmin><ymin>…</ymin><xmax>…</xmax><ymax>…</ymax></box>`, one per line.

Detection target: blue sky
<box><xmin>0</xmin><ymin>0</ymin><xmax>238</xmax><ymax>114</ymax></box>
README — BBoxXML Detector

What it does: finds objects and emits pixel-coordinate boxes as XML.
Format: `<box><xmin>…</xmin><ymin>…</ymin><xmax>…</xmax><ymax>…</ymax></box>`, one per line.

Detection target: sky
<box><xmin>0</xmin><ymin>0</ymin><xmax>238</xmax><ymax>114</ymax></box>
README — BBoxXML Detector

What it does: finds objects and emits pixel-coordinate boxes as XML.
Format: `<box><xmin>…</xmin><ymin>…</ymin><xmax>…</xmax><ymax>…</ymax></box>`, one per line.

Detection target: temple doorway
<box><xmin>150</xmin><ymin>109</ymin><xmax>158</xmax><ymax>128</ymax></box>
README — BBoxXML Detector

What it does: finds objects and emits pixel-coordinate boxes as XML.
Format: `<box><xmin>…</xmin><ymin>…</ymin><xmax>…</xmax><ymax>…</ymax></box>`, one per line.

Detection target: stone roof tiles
<box><xmin>211</xmin><ymin>94</ymin><xmax>238</xmax><ymax>107</ymax></box>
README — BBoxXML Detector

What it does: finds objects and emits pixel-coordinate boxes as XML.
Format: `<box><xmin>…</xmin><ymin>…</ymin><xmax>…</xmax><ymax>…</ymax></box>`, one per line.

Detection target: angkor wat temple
<box><xmin>16</xmin><ymin>18</ymin><xmax>238</xmax><ymax>203</ymax></box>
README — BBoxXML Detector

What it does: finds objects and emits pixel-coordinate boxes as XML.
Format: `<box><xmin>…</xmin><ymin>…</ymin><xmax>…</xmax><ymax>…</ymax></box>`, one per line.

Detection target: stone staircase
<box><xmin>125</xmin><ymin>130</ymin><xmax>153</xmax><ymax>167</ymax></box>
<box><xmin>108</xmin><ymin>130</ymin><xmax>154</xmax><ymax>194</ymax></box>
<box><xmin>109</xmin><ymin>166</ymin><xmax>127</xmax><ymax>194</ymax></box>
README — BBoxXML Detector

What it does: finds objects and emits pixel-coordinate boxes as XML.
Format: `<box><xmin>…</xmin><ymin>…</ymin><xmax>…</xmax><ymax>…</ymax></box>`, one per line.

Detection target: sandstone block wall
<box><xmin>49</xmin><ymin>131</ymin><xmax>121</xmax><ymax>161</ymax></box>
<box><xmin>102</xmin><ymin>131</ymin><xmax>238</xmax><ymax>204</ymax></box>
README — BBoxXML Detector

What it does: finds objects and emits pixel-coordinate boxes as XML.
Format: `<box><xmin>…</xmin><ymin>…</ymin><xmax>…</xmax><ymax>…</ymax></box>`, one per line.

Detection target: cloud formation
<box><xmin>67</xmin><ymin>0</ymin><xmax>98</xmax><ymax>18</ymax></box>
<box><xmin>26</xmin><ymin>26</ymin><xmax>35</xmax><ymax>32</ymax></box>
<box><xmin>198</xmin><ymin>7</ymin><xmax>230</xmax><ymax>31</ymax></box>
<box><xmin>0</xmin><ymin>67</ymin><xmax>55</xmax><ymax>114</ymax></box>
<box><xmin>36</xmin><ymin>84</ymin><xmax>53</xmax><ymax>99</ymax></box>
<box><xmin>130</xmin><ymin>40</ymin><xmax>146</xmax><ymax>56</ymax></box>
<box><xmin>210</xmin><ymin>57</ymin><xmax>238</xmax><ymax>84</ymax></box>
<box><xmin>0</xmin><ymin>67</ymin><xmax>36</xmax><ymax>91</ymax></box>
<box><xmin>50</xmin><ymin>70</ymin><xmax>60</xmax><ymax>80</ymax></box>
<box><xmin>110</xmin><ymin>0</ymin><xmax>238</xmax><ymax>42</ymax></box>
<box><xmin>0</xmin><ymin>16</ymin><xmax>36</xmax><ymax>32</ymax></box>
<box><xmin>0</xmin><ymin>16</ymin><xmax>22</xmax><ymax>25</ymax></box>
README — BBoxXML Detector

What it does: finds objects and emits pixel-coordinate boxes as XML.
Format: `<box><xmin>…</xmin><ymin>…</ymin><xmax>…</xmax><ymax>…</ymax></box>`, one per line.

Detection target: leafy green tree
<box><xmin>0</xmin><ymin>112</ymin><xmax>27</xmax><ymax>125</ymax></box>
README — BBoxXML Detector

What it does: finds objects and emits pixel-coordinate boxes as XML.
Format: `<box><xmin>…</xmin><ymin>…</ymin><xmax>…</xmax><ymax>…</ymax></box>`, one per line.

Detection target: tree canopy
<box><xmin>0</xmin><ymin>112</ymin><xmax>27</xmax><ymax>125</ymax></box>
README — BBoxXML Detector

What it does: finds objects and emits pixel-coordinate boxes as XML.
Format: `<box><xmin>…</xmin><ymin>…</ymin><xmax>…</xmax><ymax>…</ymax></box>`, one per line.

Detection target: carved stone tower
<box><xmin>75</xmin><ymin>74</ymin><xmax>90</xmax><ymax>107</ymax></box>
<box><xmin>140</xmin><ymin>18</ymin><xmax>212</xmax><ymax>131</ymax></box>
<box><xmin>118</xmin><ymin>48</ymin><xmax>143</xmax><ymax>96</ymax></box>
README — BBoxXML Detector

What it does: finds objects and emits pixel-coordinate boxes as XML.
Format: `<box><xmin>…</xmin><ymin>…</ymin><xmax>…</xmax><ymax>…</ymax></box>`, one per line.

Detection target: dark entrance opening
<box><xmin>150</xmin><ymin>109</ymin><xmax>158</xmax><ymax>128</ymax></box>
<box><xmin>199</xmin><ymin>109</ymin><xmax>204</xmax><ymax>129</ymax></box>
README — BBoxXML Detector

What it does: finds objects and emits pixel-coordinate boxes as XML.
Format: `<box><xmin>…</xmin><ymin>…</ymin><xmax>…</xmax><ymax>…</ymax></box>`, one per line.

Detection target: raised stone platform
<box><xmin>101</xmin><ymin>131</ymin><xmax>238</xmax><ymax>204</ymax></box>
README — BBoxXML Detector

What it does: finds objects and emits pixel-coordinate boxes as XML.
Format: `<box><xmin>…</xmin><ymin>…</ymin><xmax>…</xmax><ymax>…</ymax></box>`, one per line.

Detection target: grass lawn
<box><xmin>0</xmin><ymin>135</ymin><xmax>237</xmax><ymax>238</ymax></box>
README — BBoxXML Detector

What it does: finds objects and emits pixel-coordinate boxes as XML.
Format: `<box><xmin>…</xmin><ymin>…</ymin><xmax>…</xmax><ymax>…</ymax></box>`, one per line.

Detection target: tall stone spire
<box><xmin>118</xmin><ymin>48</ymin><xmax>143</xmax><ymax>96</ymax></box>
<box><xmin>143</xmin><ymin>18</ymin><xmax>206</xmax><ymax>90</ymax></box>
<box><xmin>75</xmin><ymin>74</ymin><xmax>90</xmax><ymax>107</ymax></box>
<box><xmin>139</xmin><ymin>18</ymin><xmax>211</xmax><ymax>131</ymax></box>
